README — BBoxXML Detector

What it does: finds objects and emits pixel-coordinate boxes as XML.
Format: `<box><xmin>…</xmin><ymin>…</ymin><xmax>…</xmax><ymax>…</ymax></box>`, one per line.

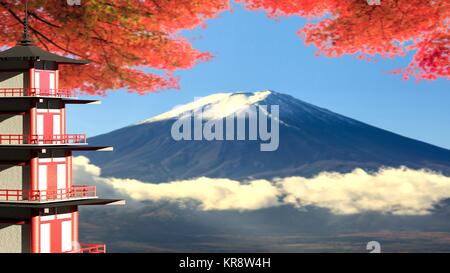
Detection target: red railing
<box><xmin>0</xmin><ymin>134</ymin><xmax>87</xmax><ymax>144</ymax></box>
<box><xmin>0</xmin><ymin>185</ymin><xmax>96</xmax><ymax>202</ymax></box>
<box><xmin>0</xmin><ymin>88</ymin><xmax>75</xmax><ymax>97</ymax></box>
<box><xmin>64</xmin><ymin>243</ymin><xmax>106</xmax><ymax>254</ymax></box>
<box><xmin>78</xmin><ymin>244</ymin><xmax>106</xmax><ymax>253</ymax></box>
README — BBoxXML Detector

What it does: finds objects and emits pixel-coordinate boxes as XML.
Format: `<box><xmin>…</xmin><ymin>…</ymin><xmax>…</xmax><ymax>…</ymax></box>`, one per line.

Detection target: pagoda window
<box><xmin>37</xmin><ymin>157</ymin><xmax>68</xmax><ymax>200</ymax></box>
<box><xmin>39</xmin><ymin>213</ymin><xmax>73</xmax><ymax>253</ymax></box>
<box><xmin>34</xmin><ymin>70</ymin><xmax>56</xmax><ymax>95</ymax></box>
<box><xmin>36</xmin><ymin>109</ymin><xmax>62</xmax><ymax>143</ymax></box>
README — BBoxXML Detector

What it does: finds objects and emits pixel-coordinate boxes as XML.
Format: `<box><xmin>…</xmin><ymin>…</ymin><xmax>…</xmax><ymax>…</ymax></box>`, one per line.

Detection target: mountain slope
<box><xmin>84</xmin><ymin>90</ymin><xmax>450</xmax><ymax>182</ymax></box>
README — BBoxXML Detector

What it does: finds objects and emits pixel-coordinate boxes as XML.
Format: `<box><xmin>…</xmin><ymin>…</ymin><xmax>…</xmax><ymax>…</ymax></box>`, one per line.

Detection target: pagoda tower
<box><xmin>0</xmin><ymin>5</ymin><xmax>123</xmax><ymax>253</ymax></box>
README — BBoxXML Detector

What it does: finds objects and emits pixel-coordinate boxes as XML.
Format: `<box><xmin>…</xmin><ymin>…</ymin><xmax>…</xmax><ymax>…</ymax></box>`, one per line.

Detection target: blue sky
<box><xmin>68</xmin><ymin>4</ymin><xmax>450</xmax><ymax>149</ymax></box>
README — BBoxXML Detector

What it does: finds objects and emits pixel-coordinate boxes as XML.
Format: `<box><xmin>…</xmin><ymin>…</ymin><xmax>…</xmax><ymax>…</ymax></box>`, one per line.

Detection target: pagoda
<box><xmin>0</xmin><ymin>4</ymin><xmax>124</xmax><ymax>253</ymax></box>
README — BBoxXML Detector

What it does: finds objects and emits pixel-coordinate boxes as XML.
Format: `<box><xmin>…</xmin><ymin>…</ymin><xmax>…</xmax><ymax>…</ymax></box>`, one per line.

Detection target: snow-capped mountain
<box><xmin>85</xmin><ymin>90</ymin><xmax>450</xmax><ymax>182</ymax></box>
<box><xmin>140</xmin><ymin>90</ymin><xmax>273</xmax><ymax>122</ymax></box>
<box><xmin>139</xmin><ymin>90</ymin><xmax>356</xmax><ymax>126</ymax></box>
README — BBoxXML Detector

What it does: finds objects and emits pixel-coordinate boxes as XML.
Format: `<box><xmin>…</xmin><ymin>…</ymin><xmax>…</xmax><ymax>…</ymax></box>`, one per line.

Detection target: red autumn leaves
<box><xmin>0</xmin><ymin>0</ymin><xmax>448</xmax><ymax>94</ymax></box>
<box><xmin>242</xmin><ymin>0</ymin><xmax>449</xmax><ymax>81</ymax></box>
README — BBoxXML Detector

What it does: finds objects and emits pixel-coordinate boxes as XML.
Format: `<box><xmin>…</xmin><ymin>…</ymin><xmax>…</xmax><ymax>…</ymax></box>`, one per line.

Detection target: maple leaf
<box><xmin>0</xmin><ymin>0</ymin><xmax>447</xmax><ymax>95</ymax></box>
<box><xmin>240</xmin><ymin>0</ymin><xmax>450</xmax><ymax>81</ymax></box>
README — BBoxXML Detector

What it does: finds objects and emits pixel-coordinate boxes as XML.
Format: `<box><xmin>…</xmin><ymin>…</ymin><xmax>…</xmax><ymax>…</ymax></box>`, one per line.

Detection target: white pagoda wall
<box><xmin>0</xmin><ymin>224</ymin><xmax>31</xmax><ymax>253</ymax></box>
<box><xmin>0</xmin><ymin>114</ymin><xmax>30</xmax><ymax>137</ymax></box>
<box><xmin>0</xmin><ymin>71</ymin><xmax>29</xmax><ymax>89</ymax></box>
<box><xmin>0</xmin><ymin>164</ymin><xmax>30</xmax><ymax>190</ymax></box>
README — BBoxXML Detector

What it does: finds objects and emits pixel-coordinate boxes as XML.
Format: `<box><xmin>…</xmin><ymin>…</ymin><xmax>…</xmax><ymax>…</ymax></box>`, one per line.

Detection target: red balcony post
<box><xmin>30</xmin><ymin>153</ymin><xmax>38</xmax><ymax>193</ymax></box>
<box><xmin>31</xmin><ymin>215</ymin><xmax>40</xmax><ymax>253</ymax></box>
<box><xmin>72</xmin><ymin>210</ymin><xmax>79</xmax><ymax>250</ymax></box>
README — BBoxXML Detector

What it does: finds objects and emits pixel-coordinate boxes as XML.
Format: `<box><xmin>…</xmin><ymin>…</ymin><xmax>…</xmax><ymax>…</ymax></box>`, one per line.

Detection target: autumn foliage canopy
<box><xmin>0</xmin><ymin>0</ymin><xmax>448</xmax><ymax>95</ymax></box>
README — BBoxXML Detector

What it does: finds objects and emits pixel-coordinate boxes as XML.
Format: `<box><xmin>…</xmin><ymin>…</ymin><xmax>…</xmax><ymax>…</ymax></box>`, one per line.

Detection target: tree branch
<box><xmin>29</xmin><ymin>11</ymin><xmax>61</xmax><ymax>28</ymax></box>
<box><xmin>0</xmin><ymin>1</ymin><xmax>85</xmax><ymax>59</ymax></box>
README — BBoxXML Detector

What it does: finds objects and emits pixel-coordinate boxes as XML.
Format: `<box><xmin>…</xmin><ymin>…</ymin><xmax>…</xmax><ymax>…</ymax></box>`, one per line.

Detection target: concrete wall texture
<box><xmin>0</xmin><ymin>71</ymin><xmax>28</xmax><ymax>90</ymax></box>
<box><xmin>0</xmin><ymin>224</ymin><xmax>31</xmax><ymax>253</ymax></box>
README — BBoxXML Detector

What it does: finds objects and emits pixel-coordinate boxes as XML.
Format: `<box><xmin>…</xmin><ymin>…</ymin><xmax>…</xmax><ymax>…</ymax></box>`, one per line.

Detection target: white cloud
<box><xmin>73</xmin><ymin>156</ymin><xmax>450</xmax><ymax>215</ymax></box>
<box><xmin>104</xmin><ymin>177</ymin><xmax>279</xmax><ymax>211</ymax></box>
<box><xmin>73</xmin><ymin>156</ymin><xmax>101</xmax><ymax>177</ymax></box>
<box><xmin>279</xmin><ymin>168</ymin><xmax>450</xmax><ymax>215</ymax></box>
<box><xmin>73</xmin><ymin>156</ymin><xmax>279</xmax><ymax>211</ymax></box>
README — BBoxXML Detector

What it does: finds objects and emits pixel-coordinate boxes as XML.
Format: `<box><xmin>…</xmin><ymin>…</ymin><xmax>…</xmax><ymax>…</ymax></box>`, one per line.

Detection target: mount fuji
<box><xmin>84</xmin><ymin>90</ymin><xmax>450</xmax><ymax>182</ymax></box>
